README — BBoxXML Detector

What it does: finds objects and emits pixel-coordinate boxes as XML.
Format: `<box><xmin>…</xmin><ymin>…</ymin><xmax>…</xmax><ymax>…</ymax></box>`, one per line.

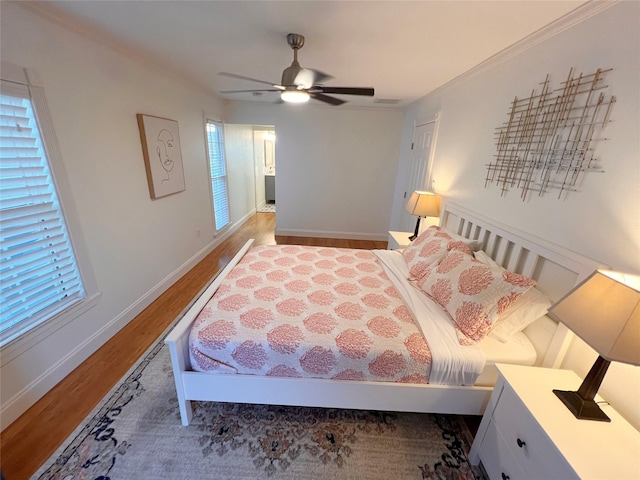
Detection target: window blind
<box><xmin>0</xmin><ymin>81</ymin><xmax>85</xmax><ymax>341</ymax></box>
<box><xmin>205</xmin><ymin>120</ymin><xmax>230</xmax><ymax>232</ymax></box>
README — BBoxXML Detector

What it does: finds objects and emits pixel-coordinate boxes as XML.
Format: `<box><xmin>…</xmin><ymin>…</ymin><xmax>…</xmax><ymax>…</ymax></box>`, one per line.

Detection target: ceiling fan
<box><xmin>219</xmin><ymin>33</ymin><xmax>374</xmax><ymax>106</ymax></box>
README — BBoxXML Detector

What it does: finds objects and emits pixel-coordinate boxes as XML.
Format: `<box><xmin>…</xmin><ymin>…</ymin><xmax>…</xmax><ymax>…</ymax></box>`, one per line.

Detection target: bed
<box><xmin>165</xmin><ymin>202</ymin><xmax>602</xmax><ymax>426</ymax></box>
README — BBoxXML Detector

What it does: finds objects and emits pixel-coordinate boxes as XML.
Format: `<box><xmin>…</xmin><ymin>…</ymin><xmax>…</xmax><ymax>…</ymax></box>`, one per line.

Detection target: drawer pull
<box><xmin>501</xmin><ymin>473</ymin><xmax>510</xmax><ymax>480</ymax></box>
<box><xmin>516</xmin><ymin>438</ymin><xmax>526</xmax><ymax>448</ymax></box>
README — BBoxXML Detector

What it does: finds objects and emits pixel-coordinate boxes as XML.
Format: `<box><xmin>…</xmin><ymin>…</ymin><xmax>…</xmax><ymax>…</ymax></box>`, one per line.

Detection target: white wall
<box><xmin>0</xmin><ymin>3</ymin><xmax>254</xmax><ymax>428</ymax></box>
<box><xmin>390</xmin><ymin>2</ymin><xmax>640</xmax><ymax>429</ymax></box>
<box><xmin>225</xmin><ymin>102</ymin><xmax>404</xmax><ymax>240</ymax></box>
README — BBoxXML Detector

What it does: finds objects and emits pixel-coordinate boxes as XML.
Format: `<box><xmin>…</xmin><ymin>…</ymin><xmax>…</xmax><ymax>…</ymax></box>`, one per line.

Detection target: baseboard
<box><xmin>275</xmin><ymin>228</ymin><xmax>387</xmax><ymax>242</ymax></box>
<box><xmin>0</xmin><ymin>218</ymin><xmax>247</xmax><ymax>430</ymax></box>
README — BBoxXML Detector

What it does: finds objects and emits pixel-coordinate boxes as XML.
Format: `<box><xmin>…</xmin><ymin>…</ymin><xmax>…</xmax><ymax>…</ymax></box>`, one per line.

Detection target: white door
<box><xmin>401</xmin><ymin>121</ymin><xmax>436</xmax><ymax>231</ymax></box>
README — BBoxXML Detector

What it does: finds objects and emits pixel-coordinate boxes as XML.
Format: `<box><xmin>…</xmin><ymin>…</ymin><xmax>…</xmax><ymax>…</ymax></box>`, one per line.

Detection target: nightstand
<box><xmin>469</xmin><ymin>364</ymin><xmax>640</xmax><ymax>480</ymax></box>
<box><xmin>387</xmin><ymin>231</ymin><xmax>413</xmax><ymax>250</ymax></box>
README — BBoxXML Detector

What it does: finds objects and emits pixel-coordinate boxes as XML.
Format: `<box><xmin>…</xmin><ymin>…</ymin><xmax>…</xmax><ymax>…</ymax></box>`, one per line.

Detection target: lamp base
<box><xmin>553</xmin><ymin>389</ymin><xmax>611</xmax><ymax>422</ymax></box>
<box><xmin>408</xmin><ymin>217</ymin><xmax>421</xmax><ymax>242</ymax></box>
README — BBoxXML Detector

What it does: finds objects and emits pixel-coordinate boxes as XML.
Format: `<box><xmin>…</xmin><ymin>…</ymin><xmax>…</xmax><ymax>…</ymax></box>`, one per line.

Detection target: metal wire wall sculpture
<box><xmin>486</xmin><ymin>68</ymin><xmax>615</xmax><ymax>200</ymax></box>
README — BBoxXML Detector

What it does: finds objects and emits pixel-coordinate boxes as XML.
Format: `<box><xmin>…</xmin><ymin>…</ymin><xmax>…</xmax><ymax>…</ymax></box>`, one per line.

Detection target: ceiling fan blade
<box><xmin>309</xmin><ymin>69</ymin><xmax>333</xmax><ymax>85</ymax></box>
<box><xmin>315</xmin><ymin>86</ymin><xmax>375</xmax><ymax>96</ymax></box>
<box><xmin>219</xmin><ymin>72</ymin><xmax>284</xmax><ymax>89</ymax></box>
<box><xmin>309</xmin><ymin>92</ymin><xmax>346</xmax><ymax>106</ymax></box>
<box><xmin>294</xmin><ymin>69</ymin><xmax>334</xmax><ymax>89</ymax></box>
<box><xmin>292</xmin><ymin>68</ymin><xmax>314</xmax><ymax>89</ymax></box>
<box><xmin>220</xmin><ymin>89</ymin><xmax>280</xmax><ymax>94</ymax></box>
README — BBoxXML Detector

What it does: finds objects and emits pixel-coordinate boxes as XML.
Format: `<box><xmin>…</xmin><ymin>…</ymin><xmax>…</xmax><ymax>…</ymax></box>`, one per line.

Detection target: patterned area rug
<box><xmin>258</xmin><ymin>202</ymin><xmax>276</xmax><ymax>213</ymax></box>
<box><xmin>34</xmin><ymin>316</ymin><xmax>481</xmax><ymax>480</ymax></box>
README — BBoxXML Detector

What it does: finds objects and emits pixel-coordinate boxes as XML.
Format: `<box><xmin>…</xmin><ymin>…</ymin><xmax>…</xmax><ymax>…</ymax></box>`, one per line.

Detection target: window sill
<box><xmin>0</xmin><ymin>291</ymin><xmax>102</xmax><ymax>366</ymax></box>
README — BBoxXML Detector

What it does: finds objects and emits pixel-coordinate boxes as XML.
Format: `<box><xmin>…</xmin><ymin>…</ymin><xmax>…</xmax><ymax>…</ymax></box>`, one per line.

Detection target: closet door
<box><xmin>402</xmin><ymin>120</ymin><xmax>436</xmax><ymax>232</ymax></box>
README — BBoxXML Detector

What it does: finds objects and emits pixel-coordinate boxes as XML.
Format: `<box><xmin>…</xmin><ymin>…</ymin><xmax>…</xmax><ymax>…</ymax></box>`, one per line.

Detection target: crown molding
<box><xmin>425</xmin><ymin>0</ymin><xmax>620</xmax><ymax>99</ymax></box>
<box><xmin>18</xmin><ymin>0</ymin><xmax>619</xmax><ymax>111</ymax></box>
<box><xmin>17</xmin><ymin>1</ymin><xmax>218</xmax><ymax>97</ymax></box>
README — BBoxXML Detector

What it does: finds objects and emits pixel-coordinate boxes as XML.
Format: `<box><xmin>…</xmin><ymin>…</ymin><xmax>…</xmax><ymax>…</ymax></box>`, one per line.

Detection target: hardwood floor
<box><xmin>0</xmin><ymin>213</ymin><xmax>388</xmax><ymax>479</ymax></box>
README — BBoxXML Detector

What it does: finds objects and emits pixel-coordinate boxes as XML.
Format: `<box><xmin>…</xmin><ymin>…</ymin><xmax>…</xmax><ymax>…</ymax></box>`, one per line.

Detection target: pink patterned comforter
<box><xmin>189</xmin><ymin>244</ymin><xmax>433</xmax><ymax>383</ymax></box>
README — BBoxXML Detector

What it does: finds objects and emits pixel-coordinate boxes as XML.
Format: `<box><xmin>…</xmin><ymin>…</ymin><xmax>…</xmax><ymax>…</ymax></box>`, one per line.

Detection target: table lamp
<box><xmin>404</xmin><ymin>191</ymin><xmax>440</xmax><ymax>241</ymax></box>
<box><xmin>548</xmin><ymin>270</ymin><xmax>640</xmax><ymax>422</ymax></box>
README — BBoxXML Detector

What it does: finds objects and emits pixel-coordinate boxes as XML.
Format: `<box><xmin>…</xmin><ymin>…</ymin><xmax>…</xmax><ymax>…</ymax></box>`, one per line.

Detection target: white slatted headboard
<box><xmin>440</xmin><ymin>202</ymin><xmax>604</xmax><ymax>368</ymax></box>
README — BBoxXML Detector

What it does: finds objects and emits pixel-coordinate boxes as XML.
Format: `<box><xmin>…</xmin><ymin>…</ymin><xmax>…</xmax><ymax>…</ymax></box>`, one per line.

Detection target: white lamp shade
<box><xmin>405</xmin><ymin>191</ymin><xmax>440</xmax><ymax>217</ymax></box>
<box><xmin>549</xmin><ymin>270</ymin><xmax>640</xmax><ymax>365</ymax></box>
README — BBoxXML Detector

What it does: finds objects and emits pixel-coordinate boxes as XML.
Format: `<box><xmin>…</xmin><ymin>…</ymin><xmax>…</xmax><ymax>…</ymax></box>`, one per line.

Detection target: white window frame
<box><xmin>205</xmin><ymin>118</ymin><xmax>230</xmax><ymax>234</ymax></box>
<box><xmin>1</xmin><ymin>63</ymin><xmax>100</xmax><ymax>357</ymax></box>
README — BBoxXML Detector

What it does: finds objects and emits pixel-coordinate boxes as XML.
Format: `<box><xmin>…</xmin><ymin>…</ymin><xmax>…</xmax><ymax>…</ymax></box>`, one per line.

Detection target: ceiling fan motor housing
<box><xmin>281</xmin><ymin>65</ymin><xmax>303</xmax><ymax>87</ymax></box>
<box><xmin>286</xmin><ymin>33</ymin><xmax>305</xmax><ymax>50</ymax></box>
<box><xmin>282</xmin><ymin>33</ymin><xmax>306</xmax><ymax>87</ymax></box>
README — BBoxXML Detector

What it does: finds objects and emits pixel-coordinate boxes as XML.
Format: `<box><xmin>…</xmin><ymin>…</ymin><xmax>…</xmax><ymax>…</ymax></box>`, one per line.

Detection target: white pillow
<box><xmin>444</xmin><ymin>230</ymin><xmax>482</xmax><ymax>252</ymax></box>
<box><xmin>474</xmin><ymin>250</ymin><xmax>552</xmax><ymax>343</ymax></box>
<box><xmin>489</xmin><ymin>287</ymin><xmax>552</xmax><ymax>342</ymax></box>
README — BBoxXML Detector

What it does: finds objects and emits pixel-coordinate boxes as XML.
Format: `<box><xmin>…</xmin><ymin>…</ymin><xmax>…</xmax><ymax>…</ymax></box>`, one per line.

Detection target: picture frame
<box><xmin>137</xmin><ymin>114</ymin><xmax>186</xmax><ymax>199</ymax></box>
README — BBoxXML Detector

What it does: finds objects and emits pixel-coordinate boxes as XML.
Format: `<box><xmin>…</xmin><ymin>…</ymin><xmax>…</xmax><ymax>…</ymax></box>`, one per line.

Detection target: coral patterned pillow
<box><xmin>473</xmin><ymin>250</ymin><xmax>551</xmax><ymax>342</ymax></box>
<box><xmin>417</xmin><ymin>249</ymin><xmax>536</xmax><ymax>345</ymax></box>
<box><xmin>403</xmin><ymin>226</ymin><xmax>472</xmax><ymax>280</ymax></box>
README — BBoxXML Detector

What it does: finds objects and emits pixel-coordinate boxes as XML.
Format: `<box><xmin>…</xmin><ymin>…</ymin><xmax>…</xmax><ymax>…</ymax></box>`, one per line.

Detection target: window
<box><xmin>205</xmin><ymin>119</ymin><xmax>230</xmax><ymax>232</ymax></box>
<box><xmin>1</xmin><ymin>72</ymin><xmax>89</xmax><ymax>346</ymax></box>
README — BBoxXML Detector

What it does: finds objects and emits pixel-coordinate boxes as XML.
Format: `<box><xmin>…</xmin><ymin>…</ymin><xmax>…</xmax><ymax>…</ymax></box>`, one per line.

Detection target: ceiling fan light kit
<box><xmin>280</xmin><ymin>88</ymin><xmax>310</xmax><ymax>103</ymax></box>
<box><xmin>219</xmin><ymin>33</ymin><xmax>374</xmax><ymax>106</ymax></box>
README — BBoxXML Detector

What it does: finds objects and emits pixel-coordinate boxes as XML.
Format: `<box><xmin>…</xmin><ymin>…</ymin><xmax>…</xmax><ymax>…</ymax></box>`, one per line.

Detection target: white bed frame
<box><xmin>165</xmin><ymin>202</ymin><xmax>602</xmax><ymax>426</ymax></box>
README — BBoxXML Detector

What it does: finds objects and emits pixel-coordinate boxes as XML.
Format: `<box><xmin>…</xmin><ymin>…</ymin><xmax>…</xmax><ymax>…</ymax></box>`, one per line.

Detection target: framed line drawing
<box><xmin>137</xmin><ymin>114</ymin><xmax>186</xmax><ymax>199</ymax></box>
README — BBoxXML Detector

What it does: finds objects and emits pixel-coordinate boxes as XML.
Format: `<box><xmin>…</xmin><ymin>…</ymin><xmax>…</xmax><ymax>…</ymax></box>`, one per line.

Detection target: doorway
<box><xmin>401</xmin><ymin>118</ymin><xmax>438</xmax><ymax>231</ymax></box>
<box><xmin>253</xmin><ymin>127</ymin><xmax>276</xmax><ymax>213</ymax></box>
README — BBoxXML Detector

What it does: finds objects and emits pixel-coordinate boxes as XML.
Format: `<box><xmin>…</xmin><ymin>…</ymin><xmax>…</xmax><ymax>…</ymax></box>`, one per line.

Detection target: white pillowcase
<box><xmin>443</xmin><ymin>230</ymin><xmax>482</xmax><ymax>252</ymax></box>
<box><xmin>474</xmin><ymin>250</ymin><xmax>552</xmax><ymax>343</ymax></box>
<box><xmin>489</xmin><ymin>288</ymin><xmax>552</xmax><ymax>342</ymax></box>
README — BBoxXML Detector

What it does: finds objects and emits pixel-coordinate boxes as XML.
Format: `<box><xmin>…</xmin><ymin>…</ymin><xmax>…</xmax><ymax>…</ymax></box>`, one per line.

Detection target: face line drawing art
<box><xmin>156</xmin><ymin>128</ymin><xmax>175</xmax><ymax>183</ymax></box>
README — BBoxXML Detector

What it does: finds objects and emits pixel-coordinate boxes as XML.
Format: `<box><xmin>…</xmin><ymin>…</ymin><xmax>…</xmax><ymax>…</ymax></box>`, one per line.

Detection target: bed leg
<box><xmin>178</xmin><ymin>399</ymin><xmax>194</xmax><ymax>426</ymax></box>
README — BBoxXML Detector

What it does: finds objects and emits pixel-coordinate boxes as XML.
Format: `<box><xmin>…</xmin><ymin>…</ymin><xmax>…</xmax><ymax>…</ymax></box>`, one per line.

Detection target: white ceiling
<box><xmin>32</xmin><ymin>0</ymin><xmax>588</xmax><ymax>108</ymax></box>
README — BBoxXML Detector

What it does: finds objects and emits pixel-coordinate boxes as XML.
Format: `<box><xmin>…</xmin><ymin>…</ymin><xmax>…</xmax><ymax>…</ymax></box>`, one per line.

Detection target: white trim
<box><xmin>0</xmin><ymin>214</ymin><xmax>249</xmax><ymax>428</ymax></box>
<box><xmin>29</xmin><ymin>83</ymin><xmax>100</xmax><ymax>298</ymax></box>
<box><xmin>422</xmin><ymin>1</ymin><xmax>619</xmax><ymax>99</ymax></box>
<box><xmin>205</xmin><ymin>118</ymin><xmax>231</xmax><ymax>233</ymax></box>
<box><xmin>426</xmin><ymin>111</ymin><xmax>440</xmax><ymax>191</ymax></box>
<box><xmin>0</xmin><ymin>293</ymin><xmax>102</xmax><ymax>366</ymax></box>
<box><xmin>1</xmin><ymin>63</ymin><xmax>100</xmax><ymax>353</ymax></box>
<box><xmin>19</xmin><ymin>2</ymin><xmax>217</xmax><ymax>97</ymax></box>
<box><xmin>0</xmin><ymin>62</ymin><xmax>29</xmax><ymax>84</ymax></box>
<box><xmin>202</xmin><ymin>111</ymin><xmax>218</xmax><ymax>235</ymax></box>
<box><xmin>274</xmin><ymin>228</ymin><xmax>388</xmax><ymax>242</ymax></box>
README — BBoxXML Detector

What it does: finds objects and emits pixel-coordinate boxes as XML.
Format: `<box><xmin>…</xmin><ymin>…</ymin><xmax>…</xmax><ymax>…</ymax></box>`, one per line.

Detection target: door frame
<box><xmin>401</xmin><ymin>112</ymin><xmax>440</xmax><ymax>231</ymax></box>
<box><xmin>252</xmin><ymin>126</ymin><xmax>276</xmax><ymax>212</ymax></box>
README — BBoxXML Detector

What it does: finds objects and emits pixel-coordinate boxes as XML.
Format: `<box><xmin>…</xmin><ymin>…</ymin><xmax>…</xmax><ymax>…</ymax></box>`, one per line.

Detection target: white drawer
<box><xmin>479</xmin><ymin>419</ymin><xmax>526</xmax><ymax>480</ymax></box>
<box><xmin>493</xmin><ymin>384</ymin><xmax>577</xmax><ymax>479</ymax></box>
<box><xmin>471</xmin><ymin>365</ymin><xmax>640</xmax><ymax>480</ymax></box>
